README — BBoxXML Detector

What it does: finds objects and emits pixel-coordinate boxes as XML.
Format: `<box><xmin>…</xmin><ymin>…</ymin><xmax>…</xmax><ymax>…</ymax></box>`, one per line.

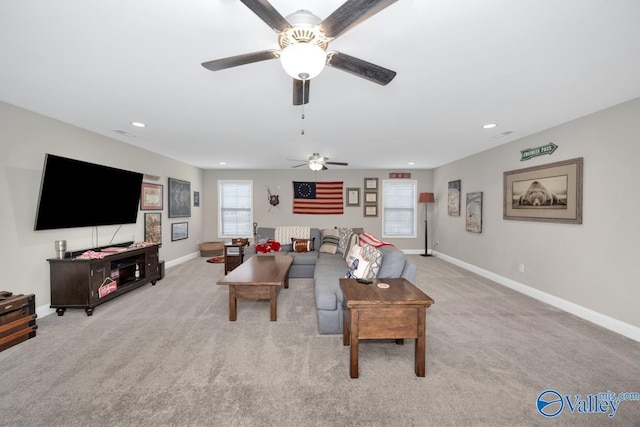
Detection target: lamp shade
<box><xmin>419</xmin><ymin>192</ymin><xmax>435</xmax><ymax>203</ymax></box>
<box><xmin>280</xmin><ymin>43</ymin><xmax>327</xmax><ymax>80</ymax></box>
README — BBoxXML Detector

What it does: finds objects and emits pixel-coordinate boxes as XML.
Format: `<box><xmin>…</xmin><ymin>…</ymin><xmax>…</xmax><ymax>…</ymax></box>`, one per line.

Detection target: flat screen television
<box><xmin>34</xmin><ymin>154</ymin><xmax>144</xmax><ymax>230</ymax></box>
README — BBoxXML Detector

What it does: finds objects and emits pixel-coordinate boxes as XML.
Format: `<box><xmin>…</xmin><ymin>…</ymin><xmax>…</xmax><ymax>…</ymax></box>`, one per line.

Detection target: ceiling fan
<box><xmin>288</xmin><ymin>153</ymin><xmax>349</xmax><ymax>171</ymax></box>
<box><xmin>201</xmin><ymin>0</ymin><xmax>398</xmax><ymax>105</ymax></box>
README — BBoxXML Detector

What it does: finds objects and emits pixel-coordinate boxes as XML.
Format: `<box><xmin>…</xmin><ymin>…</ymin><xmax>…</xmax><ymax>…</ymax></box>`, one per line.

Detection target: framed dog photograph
<box><xmin>503</xmin><ymin>157</ymin><xmax>583</xmax><ymax>224</ymax></box>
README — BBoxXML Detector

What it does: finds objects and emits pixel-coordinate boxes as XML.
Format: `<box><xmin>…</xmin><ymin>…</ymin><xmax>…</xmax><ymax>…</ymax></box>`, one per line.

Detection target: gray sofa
<box><xmin>244</xmin><ymin>227</ymin><xmax>417</xmax><ymax>334</ymax></box>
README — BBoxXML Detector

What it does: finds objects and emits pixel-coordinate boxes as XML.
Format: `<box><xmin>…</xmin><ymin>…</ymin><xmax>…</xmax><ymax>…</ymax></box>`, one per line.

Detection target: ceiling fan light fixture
<box><xmin>309</xmin><ymin>162</ymin><xmax>324</xmax><ymax>171</ymax></box>
<box><xmin>280</xmin><ymin>43</ymin><xmax>326</xmax><ymax>80</ymax></box>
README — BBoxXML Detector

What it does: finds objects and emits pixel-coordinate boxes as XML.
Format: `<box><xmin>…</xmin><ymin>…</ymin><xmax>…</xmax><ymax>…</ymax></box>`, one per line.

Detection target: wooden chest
<box><xmin>0</xmin><ymin>291</ymin><xmax>37</xmax><ymax>352</ymax></box>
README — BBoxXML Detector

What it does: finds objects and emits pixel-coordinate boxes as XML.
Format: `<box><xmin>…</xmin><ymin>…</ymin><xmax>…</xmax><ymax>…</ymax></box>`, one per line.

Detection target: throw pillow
<box><xmin>342</xmin><ymin>233</ymin><xmax>358</xmax><ymax>262</ymax></box>
<box><xmin>255</xmin><ymin>239</ymin><xmax>281</xmax><ymax>253</ymax></box>
<box><xmin>345</xmin><ymin>257</ymin><xmax>371</xmax><ymax>279</ymax></box>
<box><xmin>337</xmin><ymin>227</ymin><xmax>353</xmax><ymax>254</ymax></box>
<box><xmin>292</xmin><ymin>238</ymin><xmax>315</xmax><ymax>253</ymax></box>
<box><xmin>319</xmin><ymin>228</ymin><xmax>340</xmax><ymax>254</ymax></box>
<box><xmin>345</xmin><ymin>244</ymin><xmax>362</xmax><ymax>267</ymax></box>
<box><xmin>359</xmin><ymin>243</ymin><xmax>383</xmax><ymax>279</ymax></box>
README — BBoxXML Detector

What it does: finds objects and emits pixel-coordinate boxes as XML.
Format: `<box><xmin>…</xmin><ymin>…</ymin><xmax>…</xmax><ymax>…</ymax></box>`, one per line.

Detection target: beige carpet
<box><xmin>0</xmin><ymin>256</ymin><xmax>638</xmax><ymax>426</ymax></box>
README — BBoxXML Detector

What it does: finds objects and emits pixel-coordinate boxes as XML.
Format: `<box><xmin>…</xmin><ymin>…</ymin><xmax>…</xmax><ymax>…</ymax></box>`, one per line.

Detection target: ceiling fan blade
<box><xmin>320</xmin><ymin>0</ymin><xmax>397</xmax><ymax>39</ymax></box>
<box><xmin>240</xmin><ymin>0</ymin><xmax>291</xmax><ymax>33</ymax></box>
<box><xmin>290</xmin><ymin>163</ymin><xmax>308</xmax><ymax>168</ymax></box>
<box><xmin>327</xmin><ymin>51</ymin><xmax>396</xmax><ymax>85</ymax></box>
<box><xmin>326</xmin><ymin>161</ymin><xmax>349</xmax><ymax>166</ymax></box>
<box><xmin>293</xmin><ymin>79</ymin><xmax>310</xmax><ymax>105</ymax></box>
<box><xmin>201</xmin><ymin>50</ymin><xmax>278</xmax><ymax>72</ymax></box>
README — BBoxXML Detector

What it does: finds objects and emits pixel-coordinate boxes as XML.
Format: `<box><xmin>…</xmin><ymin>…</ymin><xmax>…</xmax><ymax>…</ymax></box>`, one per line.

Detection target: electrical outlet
<box><xmin>518</xmin><ymin>263</ymin><xmax>525</xmax><ymax>273</ymax></box>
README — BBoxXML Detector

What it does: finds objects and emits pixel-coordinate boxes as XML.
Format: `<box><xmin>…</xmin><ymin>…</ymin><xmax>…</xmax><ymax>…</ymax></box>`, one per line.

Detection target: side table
<box><xmin>224</xmin><ymin>241</ymin><xmax>248</xmax><ymax>274</ymax></box>
<box><xmin>340</xmin><ymin>278</ymin><xmax>435</xmax><ymax>378</ymax></box>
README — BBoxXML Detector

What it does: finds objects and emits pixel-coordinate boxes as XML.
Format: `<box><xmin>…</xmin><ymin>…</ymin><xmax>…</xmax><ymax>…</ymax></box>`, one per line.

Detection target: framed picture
<box><xmin>365</xmin><ymin>191</ymin><xmax>377</xmax><ymax>203</ymax></box>
<box><xmin>448</xmin><ymin>180</ymin><xmax>461</xmax><ymax>216</ymax></box>
<box><xmin>171</xmin><ymin>222</ymin><xmax>188</xmax><ymax>241</ymax></box>
<box><xmin>503</xmin><ymin>157</ymin><xmax>583</xmax><ymax>224</ymax></box>
<box><xmin>140</xmin><ymin>183</ymin><xmax>163</xmax><ymax>210</ymax></box>
<box><xmin>364</xmin><ymin>177</ymin><xmax>378</xmax><ymax>190</ymax></box>
<box><xmin>346</xmin><ymin>188</ymin><xmax>360</xmax><ymax>207</ymax></box>
<box><xmin>466</xmin><ymin>192</ymin><xmax>483</xmax><ymax>233</ymax></box>
<box><xmin>144</xmin><ymin>213</ymin><xmax>162</xmax><ymax>244</ymax></box>
<box><xmin>364</xmin><ymin>205</ymin><xmax>378</xmax><ymax>217</ymax></box>
<box><xmin>168</xmin><ymin>178</ymin><xmax>191</xmax><ymax>218</ymax></box>
<box><xmin>194</xmin><ymin>191</ymin><xmax>200</xmax><ymax>207</ymax></box>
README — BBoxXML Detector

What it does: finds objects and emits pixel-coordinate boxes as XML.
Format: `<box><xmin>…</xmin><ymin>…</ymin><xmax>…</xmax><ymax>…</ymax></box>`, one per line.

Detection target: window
<box><xmin>218</xmin><ymin>180</ymin><xmax>253</xmax><ymax>237</ymax></box>
<box><xmin>382</xmin><ymin>180</ymin><xmax>417</xmax><ymax>238</ymax></box>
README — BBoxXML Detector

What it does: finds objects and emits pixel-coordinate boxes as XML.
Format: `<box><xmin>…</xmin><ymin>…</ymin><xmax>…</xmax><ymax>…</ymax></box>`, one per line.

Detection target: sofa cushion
<box><xmin>376</xmin><ymin>245</ymin><xmax>406</xmax><ymax>278</ymax></box>
<box><xmin>292</xmin><ymin>238</ymin><xmax>315</xmax><ymax>252</ymax></box>
<box><xmin>291</xmin><ymin>251</ymin><xmax>318</xmax><ymax>265</ymax></box>
<box><xmin>319</xmin><ymin>228</ymin><xmax>339</xmax><ymax>254</ymax></box>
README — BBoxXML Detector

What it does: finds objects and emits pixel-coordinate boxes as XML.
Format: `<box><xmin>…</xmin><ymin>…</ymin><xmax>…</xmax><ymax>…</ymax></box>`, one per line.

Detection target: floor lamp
<box><xmin>419</xmin><ymin>192</ymin><xmax>435</xmax><ymax>257</ymax></box>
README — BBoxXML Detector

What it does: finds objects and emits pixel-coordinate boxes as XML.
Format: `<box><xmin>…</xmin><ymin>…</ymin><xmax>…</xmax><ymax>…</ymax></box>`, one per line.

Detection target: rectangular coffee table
<box><xmin>340</xmin><ymin>278</ymin><xmax>435</xmax><ymax>378</ymax></box>
<box><xmin>217</xmin><ymin>255</ymin><xmax>293</xmax><ymax>321</ymax></box>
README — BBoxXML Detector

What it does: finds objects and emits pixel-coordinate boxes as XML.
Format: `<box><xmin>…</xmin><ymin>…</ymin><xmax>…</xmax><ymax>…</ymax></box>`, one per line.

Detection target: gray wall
<box><xmin>0</xmin><ymin>101</ymin><xmax>204</xmax><ymax>314</ymax></box>
<box><xmin>433</xmin><ymin>97</ymin><xmax>640</xmax><ymax>330</ymax></box>
<box><xmin>202</xmin><ymin>169</ymin><xmax>433</xmax><ymax>250</ymax></box>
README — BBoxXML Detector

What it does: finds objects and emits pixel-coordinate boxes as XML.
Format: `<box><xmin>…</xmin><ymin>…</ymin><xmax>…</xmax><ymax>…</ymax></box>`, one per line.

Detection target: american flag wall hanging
<box><xmin>293</xmin><ymin>181</ymin><xmax>344</xmax><ymax>214</ymax></box>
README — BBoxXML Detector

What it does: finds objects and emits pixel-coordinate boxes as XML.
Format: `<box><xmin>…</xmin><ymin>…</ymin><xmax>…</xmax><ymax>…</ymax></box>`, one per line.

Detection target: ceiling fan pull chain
<box><xmin>299</xmin><ymin>73</ymin><xmax>309</xmax><ymax>135</ymax></box>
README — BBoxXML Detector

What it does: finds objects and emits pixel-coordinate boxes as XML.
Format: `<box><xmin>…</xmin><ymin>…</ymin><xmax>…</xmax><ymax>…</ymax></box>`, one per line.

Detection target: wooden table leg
<box><xmin>269</xmin><ymin>286</ymin><xmax>277</xmax><ymax>321</ymax></box>
<box><xmin>284</xmin><ymin>275</ymin><xmax>289</xmax><ymax>289</ymax></box>
<box><xmin>229</xmin><ymin>286</ymin><xmax>237</xmax><ymax>321</ymax></box>
<box><xmin>415</xmin><ymin>307</ymin><xmax>426</xmax><ymax>377</ymax></box>
<box><xmin>343</xmin><ymin>309</ymin><xmax>350</xmax><ymax>346</ymax></box>
<box><xmin>350</xmin><ymin>310</ymin><xmax>359</xmax><ymax>378</ymax></box>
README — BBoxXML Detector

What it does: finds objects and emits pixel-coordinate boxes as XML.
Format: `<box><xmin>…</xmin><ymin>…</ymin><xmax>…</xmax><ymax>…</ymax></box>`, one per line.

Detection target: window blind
<box><xmin>382</xmin><ymin>180</ymin><xmax>417</xmax><ymax>238</ymax></box>
<box><xmin>219</xmin><ymin>180</ymin><xmax>253</xmax><ymax>237</ymax></box>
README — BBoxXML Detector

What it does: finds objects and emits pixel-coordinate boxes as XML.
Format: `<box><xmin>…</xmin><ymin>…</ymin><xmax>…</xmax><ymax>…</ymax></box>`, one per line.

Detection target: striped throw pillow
<box><xmin>319</xmin><ymin>228</ymin><xmax>340</xmax><ymax>254</ymax></box>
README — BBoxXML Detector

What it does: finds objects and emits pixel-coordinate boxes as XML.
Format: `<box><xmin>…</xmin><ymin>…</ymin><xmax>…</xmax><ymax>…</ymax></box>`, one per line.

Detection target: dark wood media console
<box><xmin>48</xmin><ymin>243</ymin><xmax>161</xmax><ymax>316</ymax></box>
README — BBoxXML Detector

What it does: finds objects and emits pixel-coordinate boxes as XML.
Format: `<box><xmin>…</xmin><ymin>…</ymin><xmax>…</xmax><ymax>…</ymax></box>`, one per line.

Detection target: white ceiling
<box><xmin>1</xmin><ymin>0</ymin><xmax>639</xmax><ymax>170</ymax></box>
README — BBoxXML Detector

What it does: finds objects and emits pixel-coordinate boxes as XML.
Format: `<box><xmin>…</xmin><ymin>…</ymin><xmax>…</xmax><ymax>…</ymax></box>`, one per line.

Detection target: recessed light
<box><xmin>131</xmin><ymin>122</ymin><xmax>146</xmax><ymax>128</ymax></box>
<box><xmin>482</xmin><ymin>123</ymin><xmax>497</xmax><ymax>129</ymax></box>
<box><xmin>219</xmin><ymin>162</ymin><xmax>227</xmax><ymax>166</ymax></box>
<box><xmin>408</xmin><ymin>162</ymin><xmax>416</xmax><ymax>165</ymax></box>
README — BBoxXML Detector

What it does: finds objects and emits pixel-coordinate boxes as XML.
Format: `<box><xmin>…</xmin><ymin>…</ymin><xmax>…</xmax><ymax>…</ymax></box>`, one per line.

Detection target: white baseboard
<box><xmin>36</xmin><ymin>305</ymin><xmax>57</xmax><ymax>319</ymax></box>
<box><xmin>404</xmin><ymin>249</ymin><xmax>431</xmax><ymax>255</ymax></box>
<box><xmin>434</xmin><ymin>251</ymin><xmax>640</xmax><ymax>343</ymax></box>
<box><xmin>165</xmin><ymin>251</ymin><xmax>200</xmax><ymax>269</ymax></box>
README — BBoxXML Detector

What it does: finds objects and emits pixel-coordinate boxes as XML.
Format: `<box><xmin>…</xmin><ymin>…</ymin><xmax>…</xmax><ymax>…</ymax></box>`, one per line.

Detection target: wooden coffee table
<box><xmin>217</xmin><ymin>255</ymin><xmax>293</xmax><ymax>321</ymax></box>
<box><xmin>340</xmin><ymin>278</ymin><xmax>435</xmax><ymax>378</ymax></box>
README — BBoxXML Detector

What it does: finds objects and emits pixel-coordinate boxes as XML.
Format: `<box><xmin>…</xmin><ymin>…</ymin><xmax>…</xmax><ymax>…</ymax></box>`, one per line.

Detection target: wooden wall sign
<box><xmin>520</xmin><ymin>142</ymin><xmax>558</xmax><ymax>161</ymax></box>
<box><xmin>389</xmin><ymin>172</ymin><xmax>411</xmax><ymax>178</ymax></box>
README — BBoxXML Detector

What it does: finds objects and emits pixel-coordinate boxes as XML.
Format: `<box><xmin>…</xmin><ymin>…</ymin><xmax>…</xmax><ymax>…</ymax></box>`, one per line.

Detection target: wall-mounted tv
<box><xmin>34</xmin><ymin>154</ymin><xmax>144</xmax><ymax>230</ymax></box>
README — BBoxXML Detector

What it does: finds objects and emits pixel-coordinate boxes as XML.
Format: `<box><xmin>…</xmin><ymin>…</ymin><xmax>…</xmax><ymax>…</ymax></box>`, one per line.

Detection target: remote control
<box><xmin>356</xmin><ymin>278</ymin><xmax>372</xmax><ymax>284</ymax></box>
